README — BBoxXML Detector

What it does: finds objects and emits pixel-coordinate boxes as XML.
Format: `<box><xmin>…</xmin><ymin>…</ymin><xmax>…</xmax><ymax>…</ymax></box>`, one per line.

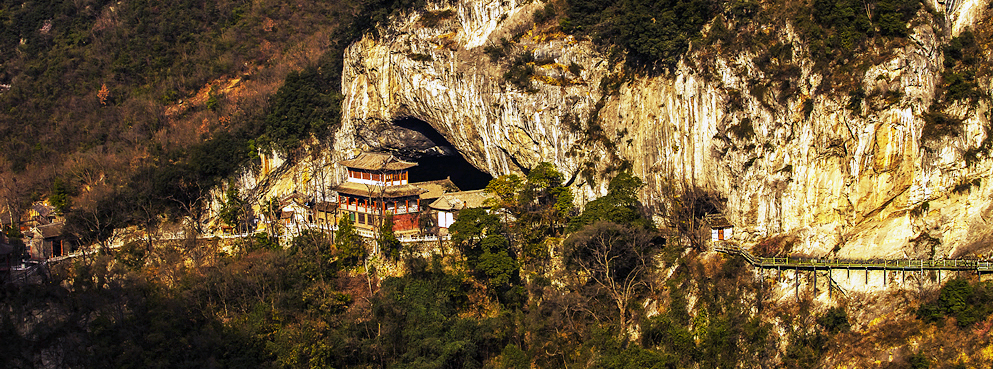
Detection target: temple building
<box><xmin>429</xmin><ymin>189</ymin><xmax>494</xmax><ymax>235</ymax></box>
<box><xmin>333</xmin><ymin>152</ymin><xmax>457</xmax><ymax>234</ymax></box>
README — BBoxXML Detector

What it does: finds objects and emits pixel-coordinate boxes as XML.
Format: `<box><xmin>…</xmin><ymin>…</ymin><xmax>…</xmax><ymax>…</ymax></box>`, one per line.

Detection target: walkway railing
<box><xmin>715</xmin><ymin>245</ymin><xmax>993</xmax><ymax>273</ymax></box>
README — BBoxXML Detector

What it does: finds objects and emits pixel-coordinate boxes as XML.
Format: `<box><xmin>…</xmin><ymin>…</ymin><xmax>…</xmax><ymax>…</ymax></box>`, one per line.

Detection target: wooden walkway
<box><xmin>715</xmin><ymin>245</ymin><xmax>993</xmax><ymax>273</ymax></box>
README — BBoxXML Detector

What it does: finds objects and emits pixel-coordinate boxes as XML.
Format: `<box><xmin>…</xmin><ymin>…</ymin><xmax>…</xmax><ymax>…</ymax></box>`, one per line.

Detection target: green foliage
<box><xmin>116</xmin><ymin>241</ymin><xmax>148</xmax><ymax>270</ymax></box>
<box><xmin>938</xmin><ymin>31</ymin><xmax>982</xmax><ymax>104</ymax></box>
<box><xmin>640</xmin><ymin>257</ymin><xmax>774</xmax><ymax>367</ymax></box>
<box><xmin>918</xmin><ymin>278</ymin><xmax>993</xmax><ymax>327</ymax></box>
<box><xmin>596</xmin><ymin>333</ymin><xmax>678</xmax><ymax>368</ymax></box>
<box><xmin>848</xmin><ymin>86</ymin><xmax>866</xmax><ymax>113</ymax></box>
<box><xmin>251</xmin><ymin>232</ymin><xmax>280</xmax><ymax>251</ymax></box>
<box><xmin>258</xmin><ymin>67</ymin><xmax>344</xmax><ymax>154</ymax></box>
<box><xmin>874</xmin><ymin>0</ymin><xmax>918</xmax><ymax>37</ymax></box>
<box><xmin>908</xmin><ymin>351</ymin><xmax>931</xmax><ymax>369</ymax></box>
<box><xmin>289</xmin><ymin>230</ymin><xmax>336</xmax><ymax>282</ymax></box>
<box><xmin>816</xmin><ymin>306</ymin><xmax>850</xmax><ymax>333</ymax></box>
<box><xmin>48</xmin><ymin>177</ymin><xmax>72</xmax><ymax>214</ymax></box>
<box><xmin>475</xmin><ymin>235</ymin><xmax>518</xmax><ymax>288</ymax></box>
<box><xmin>565</xmin><ymin>221</ymin><xmax>657</xmax><ymax>286</ymax></box>
<box><xmin>378</xmin><ymin>213</ymin><xmax>402</xmax><ymax>260</ymax></box>
<box><xmin>921</xmin><ymin>107</ymin><xmax>963</xmax><ymax>142</ymax></box>
<box><xmin>449</xmin><ymin>208</ymin><xmax>519</xmax><ymax>290</ymax></box>
<box><xmin>484</xmin><ymin>38</ymin><xmax>513</xmax><ymax>62</ymax></box>
<box><xmin>944</xmin><ymin>30</ymin><xmax>979</xmax><ymax>69</ymax></box>
<box><xmin>334</xmin><ymin>216</ymin><xmax>364</xmax><ymax>267</ymax></box>
<box><xmin>533</xmin><ymin>3</ymin><xmax>557</xmax><ymax>24</ymax></box>
<box><xmin>563</xmin><ymin>0</ymin><xmax>714</xmax><ymax>70</ymax></box>
<box><xmin>569</xmin><ymin>171</ymin><xmax>653</xmax><ymax>231</ymax></box>
<box><xmin>419</xmin><ymin>9</ymin><xmax>454</xmax><ymax>28</ymax></box>
<box><xmin>728</xmin><ymin>118</ymin><xmax>755</xmax><ymax>140</ymax></box>
<box><xmin>781</xmin><ymin>331</ymin><xmax>828</xmax><ymax>368</ymax></box>
<box><xmin>503</xmin><ymin>52</ymin><xmax>537</xmax><ymax>92</ymax></box>
<box><xmin>510</xmin><ymin>163</ymin><xmax>576</xmax><ymax>264</ymax></box>
<box><xmin>942</xmin><ymin>69</ymin><xmax>980</xmax><ymax>102</ymax></box>
<box><xmin>450</xmin><ymin>208</ymin><xmax>504</xmax><ymax>249</ymax></box>
<box><xmin>219</xmin><ymin>186</ymin><xmax>245</xmax><ymax>228</ymax></box>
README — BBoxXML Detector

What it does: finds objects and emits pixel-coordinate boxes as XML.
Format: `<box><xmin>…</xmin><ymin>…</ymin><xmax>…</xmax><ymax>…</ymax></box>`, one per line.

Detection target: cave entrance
<box><xmin>393</xmin><ymin>117</ymin><xmax>493</xmax><ymax>191</ymax></box>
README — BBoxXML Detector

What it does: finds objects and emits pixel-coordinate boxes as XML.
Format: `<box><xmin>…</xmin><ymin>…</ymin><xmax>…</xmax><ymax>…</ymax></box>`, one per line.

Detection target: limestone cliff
<box><xmin>320</xmin><ymin>0</ymin><xmax>993</xmax><ymax>259</ymax></box>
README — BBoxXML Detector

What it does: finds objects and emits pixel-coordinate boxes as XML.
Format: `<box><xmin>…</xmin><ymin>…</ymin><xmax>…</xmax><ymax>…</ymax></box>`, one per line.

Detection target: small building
<box><xmin>29</xmin><ymin>222</ymin><xmax>69</xmax><ymax>260</ymax></box>
<box><xmin>429</xmin><ymin>190</ymin><xmax>494</xmax><ymax>234</ymax></box>
<box><xmin>312</xmin><ymin>202</ymin><xmax>338</xmax><ymax>227</ymax></box>
<box><xmin>279</xmin><ymin>194</ymin><xmax>312</xmax><ymax>228</ymax></box>
<box><xmin>707</xmin><ymin>214</ymin><xmax>733</xmax><ymax>242</ymax></box>
<box><xmin>24</xmin><ymin>201</ymin><xmax>61</xmax><ymax>228</ymax></box>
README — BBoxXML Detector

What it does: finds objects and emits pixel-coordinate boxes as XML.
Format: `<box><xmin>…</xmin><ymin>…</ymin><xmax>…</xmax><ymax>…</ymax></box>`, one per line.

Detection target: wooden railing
<box><xmin>714</xmin><ymin>245</ymin><xmax>993</xmax><ymax>272</ymax></box>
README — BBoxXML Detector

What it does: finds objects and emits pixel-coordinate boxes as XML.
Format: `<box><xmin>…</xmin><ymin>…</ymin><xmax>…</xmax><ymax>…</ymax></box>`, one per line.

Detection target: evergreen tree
<box><xmin>378</xmin><ymin>213</ymin><xmax>402</xmax><ymax>260</ymax></box>
<box><xmin>334</xmin><ymin>216</ymin><xmax>364</xmax><ymax>267</ymax></box>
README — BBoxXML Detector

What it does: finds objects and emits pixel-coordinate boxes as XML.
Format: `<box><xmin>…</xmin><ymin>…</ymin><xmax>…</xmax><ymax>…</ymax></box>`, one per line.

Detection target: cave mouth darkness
<box><xmin>392</xmin><ymin>117</ymin><xmax>493</xmax><ymax>191</ymax></box>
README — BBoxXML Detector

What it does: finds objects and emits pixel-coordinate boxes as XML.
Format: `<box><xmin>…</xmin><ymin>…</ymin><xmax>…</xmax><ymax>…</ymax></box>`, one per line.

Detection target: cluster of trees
<box><xmin>0</xmin><ymin>0</ymin><xmax>432</xmax><ymax>246</ymax></box>
<box><xmin>918</xmin><ymin>277</ymin><xmax>993</xmax><ymax>327</ymax></box>
<box><xmin>922</xmin><ymin>30</ymin><xmax>984</xmax><ymax>145</ymax></box>
<box><xmin>9</xmin><ymin>160</ymin><xmax>993</xmax><ymax>367</ymax></box>
<box><xmin>561</xmin><ymin>0</ymin><xmax>715</xmax><ymax>70</ymax></box>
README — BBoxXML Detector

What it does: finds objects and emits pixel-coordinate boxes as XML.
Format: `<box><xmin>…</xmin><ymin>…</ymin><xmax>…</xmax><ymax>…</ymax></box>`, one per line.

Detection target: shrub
<box><xmin>503</xmin><ymin>52</ymin><xmax>537</xmax><ymax>92</ymax></box>
<box><xmin>728</xmin><ymin>118</ymin><xmax>755</xmax><ymax>140</ymax></box>
<box><xmin>816</xmin><ymin>307</ymin><xmax>850</xmax><ymax>333</ymax></box>
<box><xmin>918</xmin><ymin>278</ymin><xmax>993</xmax><ymax>327</ymax></box>
<box><xmin>942</xmin><ymin>69</ymin><xmax>980</xmax><ymax>102</ymax></box>
<box><xmin>568</xmin><ymin>62</ymin><xmax>582</xmax><ymax>76</ymax></box>
<box><xmin>563</xmin><ymin>0</ymin><xmax>715</xmax><ymax>70</ymax></box>
<box><xmin>533</xmin><ymin>3</ymin><xmax>556</xmax><ymax>23</ymax></box>
<box><xmin>419</xmin><ymin>9</ymin><xmax>455</xmax><ymax>28</ymax></box>
<box><xmin>484</xmin><ymin>38</ymin><xmax>512</xmax><ymax>61</ymax></box>
<box><xmin>847</xmin><ymin>86</ymin><xmax>865</xmax><ymax>112</ymax></box>
<box><xmin>408</xmin><ymin>53</ymin><xmax>433</xmax><ymax>62</ymax></box>
<box><xmin>920</xmin><ymin>107</ymin><xmax>963</xmax><ymax>141</ymax></box>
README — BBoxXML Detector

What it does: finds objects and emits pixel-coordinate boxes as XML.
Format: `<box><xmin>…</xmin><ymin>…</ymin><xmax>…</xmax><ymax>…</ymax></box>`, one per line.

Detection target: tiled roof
<box><xmin>429</xmin><ymin>190</ymin><xmax>494</xmax><ymax>211</ymax></box>
<box><xmin>339</xmin><ymin>152</ymin><xmax>417</xmax><ymax>171</ymax></box>
<box><xmin>705</xmin><ymin>214</ymin><xmax>732</xmax><ymax>228</ymax></box>
<box><xmin>334</xmin><ymin>181</ymin><xmax>426</xmax><ymax>198</ymax></box>
<box><xmin>36</xmin><ymin>223</ymin><xmax>64</xmax><ymax>239</ymax></box>
<box><xmin>32</xmin><ymin>203</ymin><xmax>54</xmax><ymax>217</ymax></box>
<box><xmin>413</xmin><ymin>178</ymin><xmax>460</xmax><ymax>200</ymax></box>
<box><xmin>313</xmin><ymin>202</ymin><xmax>337</xmax><ymax>212</ymax></box>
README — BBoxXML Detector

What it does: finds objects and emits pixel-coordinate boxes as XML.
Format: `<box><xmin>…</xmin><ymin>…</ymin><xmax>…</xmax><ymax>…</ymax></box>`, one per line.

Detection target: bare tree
<box><xmin>655</xmin><ymin>176</ymin><xmax>725</xmax><ymax>251</ymax></box>
<box><xmin>563</xmin><ymin>221</ymin><xmax>658</xmax><ymax>341</ymax></box>
<box><xmin>0</xmin><ymin>162</ymin><xmax>25</xmax><ymax>230</ymax></box>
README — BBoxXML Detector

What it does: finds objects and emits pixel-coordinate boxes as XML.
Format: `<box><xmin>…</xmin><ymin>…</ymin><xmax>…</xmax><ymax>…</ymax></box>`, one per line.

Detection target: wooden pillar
<box><xmin>866</xmin><ymin>268</ymin><xmax>869</xmax><ymax>285</ymax></box>
<box><xmin>813</xmin><ymin>269</ymin><xmax>817</xmax><ymax>295</ymax></box>
<box><xmin>828</xmin><ymin>268</ymin><xmax>832</xmax><ymax>298</ymax></box>
<box><xmin>795</xmin><ymin>269</ymin><xmax>799</xmax><ymax>299</ymax></box>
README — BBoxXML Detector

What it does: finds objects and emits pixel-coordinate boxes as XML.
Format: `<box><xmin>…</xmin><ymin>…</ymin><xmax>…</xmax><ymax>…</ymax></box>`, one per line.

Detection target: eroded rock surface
<box><xmin>324</xmin><ymin>0</ymin><xmax>993</xmax><ymax>258</ymax></box>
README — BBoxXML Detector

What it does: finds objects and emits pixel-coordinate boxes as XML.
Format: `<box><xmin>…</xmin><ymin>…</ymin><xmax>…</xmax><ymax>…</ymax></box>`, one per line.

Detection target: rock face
<box><xmin>331</xmin><ymin>0</ymin><xmax>993</xmax><ymax>258</ymax></box>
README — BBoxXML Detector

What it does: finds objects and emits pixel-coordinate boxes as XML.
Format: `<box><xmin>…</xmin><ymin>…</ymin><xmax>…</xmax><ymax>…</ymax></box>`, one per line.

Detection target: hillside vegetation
<box><xmin>5</xmin><ymin>0</ymin><xmax>993</xmax><ymax>367</ymax></box>
<box><xmin>0</xmin><ymin>0</ymin><xmax>423</xmax><ymax>241</ymax></box>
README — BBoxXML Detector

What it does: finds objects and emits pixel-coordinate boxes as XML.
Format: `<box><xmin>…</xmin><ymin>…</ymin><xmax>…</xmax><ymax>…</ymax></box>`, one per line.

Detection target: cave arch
<box><xmin>391</xmin><ymin>117</ymin><xmax>493</xmax><ymax>190</ymax></box>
